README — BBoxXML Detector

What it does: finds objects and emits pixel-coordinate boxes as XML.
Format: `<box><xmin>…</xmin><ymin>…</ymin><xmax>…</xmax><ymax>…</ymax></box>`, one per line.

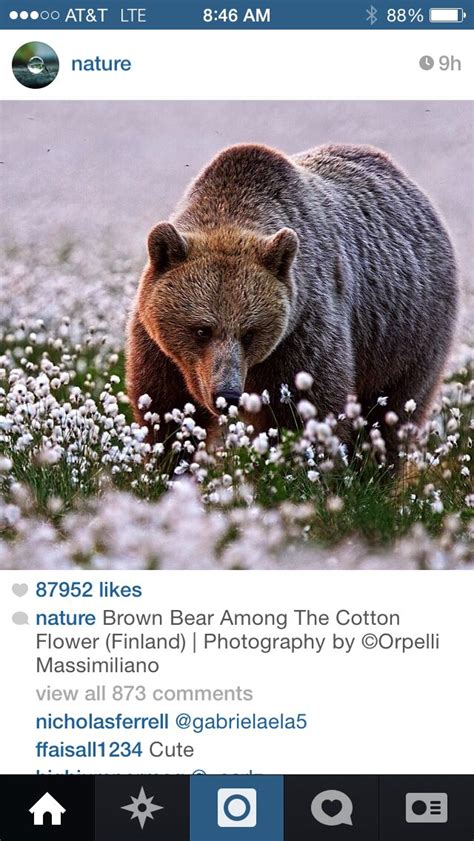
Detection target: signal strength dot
<box><xmin>9</xmin><ymin>8</ymin><xmax>40</xmax><ymax>19</ymax></box>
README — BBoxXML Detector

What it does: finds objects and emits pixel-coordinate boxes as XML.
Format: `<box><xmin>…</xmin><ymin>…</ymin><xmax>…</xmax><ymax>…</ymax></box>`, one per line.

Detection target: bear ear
<box><xmin>261</xmin><ymin>228</ymin><xmax>299</xmax><ymax>281</ymax></box>
<box><xmin>147</xmin><ymin>222</ymin><xmax>189</xmax><ymax>274</ymax></box>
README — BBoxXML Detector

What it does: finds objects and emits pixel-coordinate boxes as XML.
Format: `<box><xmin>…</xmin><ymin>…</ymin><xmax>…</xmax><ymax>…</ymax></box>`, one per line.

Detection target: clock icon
<box><xmin>419</xmin><ymin>54</ymin><xmax>435</xmax><ymax>70</ymax></box>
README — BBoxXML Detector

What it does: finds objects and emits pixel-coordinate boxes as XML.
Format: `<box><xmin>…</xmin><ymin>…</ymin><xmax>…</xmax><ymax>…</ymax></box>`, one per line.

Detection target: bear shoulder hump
<box><xmin>195</xmin><ymin>143</ymin><xmax>296</xmax><ymax>188</ymax></box>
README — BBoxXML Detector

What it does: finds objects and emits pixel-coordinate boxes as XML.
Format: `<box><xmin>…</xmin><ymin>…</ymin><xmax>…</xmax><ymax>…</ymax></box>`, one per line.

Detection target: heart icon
<box><xmin>311</xmin><ymin>790</ymin><xmax>353</xmax><ymax>826</ymax></box>
<box><xmin>322</xmin><ymin>799</ymin><xmax>343</xmax><ymax>817</ymax></box>
<box><xmin>12</xmin><ymin>583</ymin><xmax>28</xmax><ymax>597</ymax></box>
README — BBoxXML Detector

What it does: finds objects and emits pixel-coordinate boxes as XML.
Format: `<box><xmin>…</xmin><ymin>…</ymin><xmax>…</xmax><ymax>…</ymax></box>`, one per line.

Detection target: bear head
<box><xmin>138</xmin><ymin>221</ymin><xmax>298</xmax><ymax>415</ymax></box>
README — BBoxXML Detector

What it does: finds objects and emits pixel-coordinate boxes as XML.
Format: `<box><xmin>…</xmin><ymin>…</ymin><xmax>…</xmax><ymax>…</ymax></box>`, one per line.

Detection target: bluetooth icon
<box><xmin>366</xmin><ymin>5</ymin><xmax>378</xmax><ymax>24</ymax></box>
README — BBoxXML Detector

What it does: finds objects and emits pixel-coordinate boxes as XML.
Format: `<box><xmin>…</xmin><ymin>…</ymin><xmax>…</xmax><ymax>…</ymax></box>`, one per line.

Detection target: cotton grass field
<box><xmin>0</xmin><ymin>101</ymin><xmax>472</xmax><ymax>569</ymax></box>
<box><xmin>0</xmin><ymin>236</ymin><xmax>472</xmax><ymax>570</ymax></box>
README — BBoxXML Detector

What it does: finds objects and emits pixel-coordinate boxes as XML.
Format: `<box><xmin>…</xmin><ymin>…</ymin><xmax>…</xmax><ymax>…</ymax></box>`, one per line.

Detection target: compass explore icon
<box><xmin>121</xmin><ymin>786</ymin><xmax>164</xmax><ymax>830</ymax></box>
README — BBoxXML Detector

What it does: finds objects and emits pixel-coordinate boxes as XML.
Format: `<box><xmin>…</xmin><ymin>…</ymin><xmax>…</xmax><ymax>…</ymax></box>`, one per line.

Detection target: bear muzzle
<box><xmin>200</xmin><ymin>338</ymin><xmax>247</xmax><ymax>413</ymax></box>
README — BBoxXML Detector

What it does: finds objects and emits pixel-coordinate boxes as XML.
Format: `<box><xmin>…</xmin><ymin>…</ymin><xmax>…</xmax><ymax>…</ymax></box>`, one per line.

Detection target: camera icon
<box><xmin>217</xmin><ymin>788</ymin><xmax>257</xmax><ymax>828</ymax></box>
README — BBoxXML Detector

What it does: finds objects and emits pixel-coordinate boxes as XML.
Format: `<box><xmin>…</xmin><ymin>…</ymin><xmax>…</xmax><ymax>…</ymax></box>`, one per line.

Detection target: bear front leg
<box><xmin>126</xmin><ymin>313</ymin><xmax>211</xmax><ymax>444</ymax></box>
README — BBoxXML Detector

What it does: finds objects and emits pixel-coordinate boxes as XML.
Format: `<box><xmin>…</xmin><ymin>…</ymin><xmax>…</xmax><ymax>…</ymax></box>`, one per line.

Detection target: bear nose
<box><xmin>214</xmin><ymin>389</ymin><xmax>242</xmax><ymax>408</ymax></box>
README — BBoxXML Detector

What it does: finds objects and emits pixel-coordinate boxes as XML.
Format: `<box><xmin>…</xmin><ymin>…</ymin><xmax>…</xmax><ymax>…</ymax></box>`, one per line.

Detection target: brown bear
<box><xmin>126</xmin><ymin>143</ymin><xmax>458</xmax><ymax>463</ymax></box>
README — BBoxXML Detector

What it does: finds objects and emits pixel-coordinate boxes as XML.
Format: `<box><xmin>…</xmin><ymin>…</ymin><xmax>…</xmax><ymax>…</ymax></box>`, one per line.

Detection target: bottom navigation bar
<box><xmin>0</xmin><ymin>775</ymin><xmax>473</xmax><ymax>839</ymax></box>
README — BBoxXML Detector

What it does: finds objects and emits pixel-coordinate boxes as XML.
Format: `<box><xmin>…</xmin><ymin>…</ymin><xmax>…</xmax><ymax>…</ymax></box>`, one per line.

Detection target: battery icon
<box><xmin>429</xmin><ymin>8</ymin><xmax>466</xmax><ymax>21</ymax></box>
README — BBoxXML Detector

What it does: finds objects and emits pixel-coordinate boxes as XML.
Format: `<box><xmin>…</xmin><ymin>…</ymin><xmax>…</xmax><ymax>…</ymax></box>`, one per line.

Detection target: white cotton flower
<box><xmin>144</xmin><ymin>411</ymin><xmax>159</xmax><ymax>425</ymax></box>
<box><xmin>16</xmin><ymin>433</ymin><xmax>34</xmax><ymax>450</ymax></box>
<box><xmin>404</xmin><ymin>399</ymin><xmax>417</xmax><ymax>414</ymax></box>
<box><xmin>193</xmin><ymin>426</ymin><xmax>207</xmax><ymax>441</ymax></box>
<box><xmin>297</xmin><ymin>400</ymin><xmax>317</xmax><ymax>420</ymax></box>
<box><xmin>316</xmin><ymin>422</ymin><xmax>332</xmax><ymax>442</ymax></box>
<box><xmin>326</xmin><ymin>495</ymin><xmax>344</xmax><ymax>513</ymax></box>
<box><xmin>345</xmin><ymin>400</ymin><xmax>361</xmax><ymax>419</ymax></box>
<box><xmin>280</xmin><ymin>384</ymin><xmax>292</xmax><ymax>404</ymax></box>
<box><xmin>0</xmin><ymin>456</ymin><xmax>13</xmax><ymax>473</ymax></box>
<box><xmin>371</xmin><ymin>434</ymin><xmax>386</xmax><ymax>454</ymax></box>
<box><xmin>295</xmin><ymin>371</ymin><xmax>314</xmax><ymax>391</ymax></box>
<box><xmin>47</xmin><ymin>497</ymin><xmax>63</xmax><ymax>515</ymax></box>
<box><xmin>104</xmin><ymin>401</ymin><xmax>118</xmax><ymax>417</ymax></box>
<box><xmin>253</xmin><ymin>433</ymin><xmax>269</xmax><ymax>455</ymax></box>
<box><xmin>385</xmin><ymin>411</ymin><xmax>399</xmax><ymax>426</ymax></box>
<box><xmin>242</xmin><ymin>393</ymin><xmax>262</xmax><ymax>413</ymax></box>
<box><xmin>37</xmin><ymin>446</ymin><xmax>62</xmax><ymax>466</ymax></box>
<box><xmin>138</xmin><ymin>393</ymin><xmax>152</xmax><ymax>410</ymax></box>
<box><xmin>305</xmin><ymin>419</ymin><xmax>318</xmax><ymax>440</ymax></box>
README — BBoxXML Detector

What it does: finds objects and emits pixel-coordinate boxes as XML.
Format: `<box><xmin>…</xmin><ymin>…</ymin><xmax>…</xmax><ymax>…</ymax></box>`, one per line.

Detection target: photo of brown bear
<box><xmin>0</xmin><ymin>101</ymin><xmax>472</xmax><ymax>569</ymax></box>
<box><xmin>127</xmin><ymin>142</ymin><xmax>458</xmax><ymax>466</ymax></box>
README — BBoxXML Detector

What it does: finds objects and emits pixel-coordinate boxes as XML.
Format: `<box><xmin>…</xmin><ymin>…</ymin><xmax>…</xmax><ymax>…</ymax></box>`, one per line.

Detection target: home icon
<box><xmin>29</xmin><ymin>792</ymin><xmax>66</xmax><ymax>826</ymax></box>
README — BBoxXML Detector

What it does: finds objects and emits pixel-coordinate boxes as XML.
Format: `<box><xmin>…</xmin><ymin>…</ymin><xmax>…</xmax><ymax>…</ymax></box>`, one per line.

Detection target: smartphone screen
<box><xmin>0</xmin><ymin>1</ymin><xmax>473</xmax><ymax>838</ymax></box>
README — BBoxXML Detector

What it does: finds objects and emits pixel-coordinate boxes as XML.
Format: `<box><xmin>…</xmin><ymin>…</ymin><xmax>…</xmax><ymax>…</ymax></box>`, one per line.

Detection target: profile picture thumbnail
<box><xmin>12</xmin><ymin>41</ymin><xmax>59</xmax><ymax>89</ymax></box>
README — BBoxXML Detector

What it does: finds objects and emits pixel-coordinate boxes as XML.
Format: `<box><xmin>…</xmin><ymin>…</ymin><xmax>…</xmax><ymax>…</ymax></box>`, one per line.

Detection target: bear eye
<box><xmin>194</xmin><ymin>326</ymin><xmax>213</xmax><ymax>343</ymax></box>
<box><xmin>241</xmin><ymin>330</ymin><xmax>254</xmax><ymax>349</ymax></box>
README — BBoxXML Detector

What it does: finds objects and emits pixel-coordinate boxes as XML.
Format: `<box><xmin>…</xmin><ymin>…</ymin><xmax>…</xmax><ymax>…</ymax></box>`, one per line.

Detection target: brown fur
<box><xmin>126</xmin><ymin>143</ymin><xmax>458</xmax><ymax>464</ymax></box>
